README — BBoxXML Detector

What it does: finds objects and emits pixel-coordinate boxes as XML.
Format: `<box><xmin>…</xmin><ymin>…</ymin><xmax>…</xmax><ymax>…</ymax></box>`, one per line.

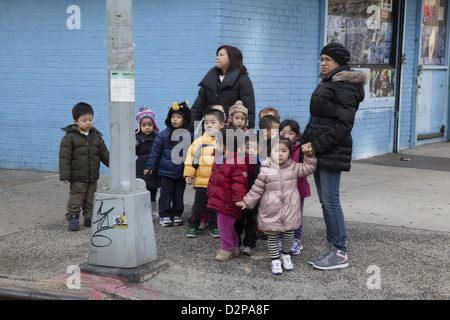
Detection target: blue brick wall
<box><xmin>133</xmin><ymin>0</ymin><xmax>221</xmax><ymax>123</ymax></box>
<box><xmin>0</xmin><ymin>0</ymin><xmax>109</xmax><ymax>172</ymax></box>
<box><xmin>218</xmin><ymin>0</ymin><xmax>321</xmax><ymax>129</ymax></box>
<box><xmin>0</xmin><ymin>0</ymin><xmax>433</xmax><ymax>172</ymax></box>
<box><xmin>352</xmin><ymin>69</ymin><xmax>396</xmax><ymax>159</ymax></box>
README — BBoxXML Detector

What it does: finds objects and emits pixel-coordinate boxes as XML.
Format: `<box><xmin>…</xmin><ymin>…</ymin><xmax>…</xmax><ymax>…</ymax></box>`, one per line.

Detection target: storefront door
<box><xmin>417</xmin><ymin>0</ymin><xmax>449</xmax><ymax>143</ymax></box>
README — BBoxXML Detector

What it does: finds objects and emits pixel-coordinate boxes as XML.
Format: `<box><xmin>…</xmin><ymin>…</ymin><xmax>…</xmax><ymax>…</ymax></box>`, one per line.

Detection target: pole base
<box><xmin>79</xmin><ymin>259</ymin><xmax>168</xmax><ymax>283</ymax></box>
<box><xmin>87</xmin><ymin>188</ymin><xmax>158</xmax><ymax>269</ymax></box>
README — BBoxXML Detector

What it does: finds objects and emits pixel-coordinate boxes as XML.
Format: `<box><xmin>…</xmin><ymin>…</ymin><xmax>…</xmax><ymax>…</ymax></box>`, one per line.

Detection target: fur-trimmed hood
<box><xmin>322</xmin><ymin>65</ymin><xmax>368</xmax><ymax>103</ymax></box>
<box><xmin>322</xmin><ymin>65</ymin><xmax>369</xmax><ymax>85</ymax></box>
<box><xmin>331</xmin><ymin>69</ymin><xmax>369</xmax><ymax>85</ymax></box>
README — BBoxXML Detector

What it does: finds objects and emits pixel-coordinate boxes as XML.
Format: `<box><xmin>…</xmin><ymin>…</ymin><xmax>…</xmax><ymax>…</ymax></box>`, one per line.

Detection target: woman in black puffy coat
<box><xmin>189</xmin><ymin>45</ymin><xmax>255</xmax><ymax>132</ymax></box>
<box><xmin>301</xmin><ymin>43</ymin><xmax>368</xmax><ymax>270</ymax></box>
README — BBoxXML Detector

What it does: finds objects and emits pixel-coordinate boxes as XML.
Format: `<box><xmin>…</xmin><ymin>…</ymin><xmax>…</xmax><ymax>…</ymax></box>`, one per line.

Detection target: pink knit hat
<box><xmin>136</xmin><ymin>106</ymin><xmax>159</xmax><ymax>133</ymax></box>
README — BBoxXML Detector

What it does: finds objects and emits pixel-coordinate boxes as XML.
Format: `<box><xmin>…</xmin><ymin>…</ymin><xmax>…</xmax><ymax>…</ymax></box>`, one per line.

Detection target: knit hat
<box><xmin>165</xmin><ymin>100</ymin><xmax>191</xmax><ymax>128</ymax></box>
<box><xmin>136</xmin><ymin>106</ymin><xmax>159</xmax><ymax>133</ymax></box>
<box><xmin>320</xmin><ymin>42</ymin><xmax>351</xmax><ymax>66</ymax></box>
<box><xmin>227</xmin><ymin>100</ymin><xmax>248</xmax><ymax>127</ymax></box>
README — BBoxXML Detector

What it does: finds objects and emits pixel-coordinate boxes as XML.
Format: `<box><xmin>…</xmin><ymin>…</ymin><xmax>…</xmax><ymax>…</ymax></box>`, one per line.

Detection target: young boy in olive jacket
<box><xmin>59</xmin><ymin>102</ymin><xmax>110</xmax><ymax>231</ymax></box>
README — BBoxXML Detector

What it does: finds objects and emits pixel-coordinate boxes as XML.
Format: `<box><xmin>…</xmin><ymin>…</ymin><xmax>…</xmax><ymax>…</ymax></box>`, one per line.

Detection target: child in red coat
<box><xmin>207</xmin><ymin>128</ymin><xmax>255</xmax><ymax>262</ymax></box>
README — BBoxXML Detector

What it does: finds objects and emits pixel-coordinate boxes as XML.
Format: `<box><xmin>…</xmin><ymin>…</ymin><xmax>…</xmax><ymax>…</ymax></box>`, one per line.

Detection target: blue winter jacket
<box><xmin>145</xmin><ymin>127</ymin><xmax>193</xmax><ymax>180</ymax></box>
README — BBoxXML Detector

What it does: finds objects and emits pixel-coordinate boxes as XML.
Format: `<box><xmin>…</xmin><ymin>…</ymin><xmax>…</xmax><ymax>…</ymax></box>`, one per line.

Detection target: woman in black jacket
<box><xmin>189</xmin><ymin>45</ymin><xmax>255</xmax><ymax>132</ymax></box>
<box><xmin>301</xmin><ymin>43</ymin><xmax>368</xmax><ymax>270</ymax></box>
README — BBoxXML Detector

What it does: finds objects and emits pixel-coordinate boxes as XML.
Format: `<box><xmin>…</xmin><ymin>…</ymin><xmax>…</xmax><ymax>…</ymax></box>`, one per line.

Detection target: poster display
<box><xmin>327</xmin><ymin>0</ymin><xmax>395</xmax><ymax>66</ymax></box>
<box><xmin>421</xmin><ymin>0</ymin><xmax>448</xmax><ymax>65</ymax></box>
<box><xmin>369</xmin><ymin>68</ymin><xmax>395</xmax><ymax>97</ymax></box>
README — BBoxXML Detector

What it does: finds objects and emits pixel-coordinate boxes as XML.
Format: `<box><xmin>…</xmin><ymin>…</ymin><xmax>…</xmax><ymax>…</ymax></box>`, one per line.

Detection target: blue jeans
<box><xmin>314</xmin><ymin>166</ymin><xmax>347</xmax><ymax>252</ymax></box>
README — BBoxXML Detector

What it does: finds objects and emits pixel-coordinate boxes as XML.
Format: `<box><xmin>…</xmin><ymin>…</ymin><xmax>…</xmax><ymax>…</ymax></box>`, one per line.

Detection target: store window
<box><xmin>421</xmin><ymin>0</ymin><xmax>448</xmax><ymax>65</ymax></box>
<box><xmin>327</xmin><ymin>0</ymin><xmax>397</xmax><ymax>66</ymax></box>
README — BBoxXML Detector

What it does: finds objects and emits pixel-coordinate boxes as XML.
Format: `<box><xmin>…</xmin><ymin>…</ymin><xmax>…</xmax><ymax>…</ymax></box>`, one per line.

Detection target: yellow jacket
<box><xmin>183</xmin><ymin>133</ymin><xmax>217</xmax><ymax>189</ymax></box>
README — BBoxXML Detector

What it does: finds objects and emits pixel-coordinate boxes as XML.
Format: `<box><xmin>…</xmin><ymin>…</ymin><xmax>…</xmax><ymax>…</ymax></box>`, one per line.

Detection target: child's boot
<box><xmin>68</xmin><ymin>213</ymin><xmax>80</xmax><ymax>231</ymax></box>
<box><xmin>215</xmin><ymin>249</ymin><xmax>233</xmax><ymax>262</ymax></box>
<box><xmin>84</xmin><ymin>217</ymin><xmax>92</xmax><ymax>227</ymax></box>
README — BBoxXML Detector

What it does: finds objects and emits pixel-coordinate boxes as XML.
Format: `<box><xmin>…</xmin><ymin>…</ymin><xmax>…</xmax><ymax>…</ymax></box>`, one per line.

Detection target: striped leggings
<box><xmin>267</xmin><ymin>231</ymin><xmax>295</xmax><ymax>260</ymax></box>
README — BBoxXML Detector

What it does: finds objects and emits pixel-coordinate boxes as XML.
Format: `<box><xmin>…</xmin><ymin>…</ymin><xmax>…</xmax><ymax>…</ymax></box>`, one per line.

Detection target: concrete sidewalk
<box><xmin>0</xmin><ymin>142</ymin><xmax>449</xmax><ymax>300</ymax></box>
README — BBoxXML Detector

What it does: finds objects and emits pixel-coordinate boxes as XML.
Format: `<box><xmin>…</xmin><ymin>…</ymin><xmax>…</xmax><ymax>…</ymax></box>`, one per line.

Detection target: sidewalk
<box><xmin>0</xmin><ymin>142</ymin><xmax>449</xmax><ymax>300</ymax></box>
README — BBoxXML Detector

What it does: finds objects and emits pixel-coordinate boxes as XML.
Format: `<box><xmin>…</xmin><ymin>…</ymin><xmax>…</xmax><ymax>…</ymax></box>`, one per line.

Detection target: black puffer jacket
<box><xmin>135</xmin><ymin>131</ymin><xmax>160</xmax><ymax>189</ymax></box>
<box><xmin>189</xmin><ymin>67</ymin><xmax>255</xmax><ymax>132</ymax></box>
<box><xmin>59</xmin><ymin>125</ymin><xmax>110</xmax><ymax>182</ymax></box>
<box><xmin>301</xmin><ymin>65</ymin><xmax>368</xmax><ymax>172</ymax></box>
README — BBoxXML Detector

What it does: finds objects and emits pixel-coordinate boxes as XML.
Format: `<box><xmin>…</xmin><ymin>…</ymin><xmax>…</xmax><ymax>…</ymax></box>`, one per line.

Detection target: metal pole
<box><xmin>107</xmin><ymin>0</ymin><xmax>135</xmax><ymax>192</ymax></box>
<box><xmin>81</xmin><ymin>0</ymin><xmax>158</xmax><ymax>277</ymax></box>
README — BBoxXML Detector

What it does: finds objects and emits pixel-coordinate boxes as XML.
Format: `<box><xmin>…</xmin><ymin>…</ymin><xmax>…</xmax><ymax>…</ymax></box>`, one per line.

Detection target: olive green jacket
<box><xmin>59</xmin><ymin>124</ymin><xmax>109</xmax><ymax>182</ymax></box>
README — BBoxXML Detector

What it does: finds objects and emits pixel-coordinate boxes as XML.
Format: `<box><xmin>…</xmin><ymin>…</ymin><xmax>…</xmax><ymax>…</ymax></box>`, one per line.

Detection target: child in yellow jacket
<box><xmin>185</xmin><ymin>106</ymin><xmax>225</xmax><ymax>238</ymax></box>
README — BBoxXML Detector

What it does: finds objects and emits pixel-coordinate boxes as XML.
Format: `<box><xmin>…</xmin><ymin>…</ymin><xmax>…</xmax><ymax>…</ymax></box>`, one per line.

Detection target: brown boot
<box><xmin>215</xmin><ymin>249</ymin><xmax>233</xmax><ymax>262</ymax></box>
<box><xmin>233</xmin><ymin>246</ymin><xmax>239</xmax><ymax>257</ymax></box>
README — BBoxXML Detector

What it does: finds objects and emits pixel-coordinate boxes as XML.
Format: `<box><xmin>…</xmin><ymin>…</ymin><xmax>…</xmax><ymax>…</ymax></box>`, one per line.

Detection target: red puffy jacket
<box><xmin>207</xmin><ymin>152</ymin><xmax>256</xmax><ymax>220</ymax></box>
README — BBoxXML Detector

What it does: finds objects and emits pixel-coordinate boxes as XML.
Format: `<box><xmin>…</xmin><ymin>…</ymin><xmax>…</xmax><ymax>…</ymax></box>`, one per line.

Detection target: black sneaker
<box><xmin>173</xmin><ymin>216</ymin><xmax>183</xmax><ymax>226</ymax></box>
<box><xmin>186</xmin><ymin>228</ymin><xmax>197</xmax><ymax>238</ymax></box>
<box><xmin>84</xmin><ymin>217</ymin><xmax>92</xmax><ymax>227</ymax></box>
<box><xmin>209</xmin><ymin>229</ymin><xmax>220</xmax><ymax>238</ymax></box>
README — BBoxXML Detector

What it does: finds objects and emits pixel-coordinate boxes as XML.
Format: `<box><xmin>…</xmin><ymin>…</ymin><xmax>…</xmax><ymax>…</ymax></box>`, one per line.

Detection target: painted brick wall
<box><xmin>0</xmin><ymin>0</ymin><xmax>109</xmax><ymax>172</ymax></box>
<box><xmin>0</xmin><ymin>0</ymin><xmax>222</xmax><ymax>172</ymax></box>
<box><xmin>218</xmin><ymin>0</ymin><xmax>321</xmax><ymax>129</ymax></box>
<box><xmin>0</xmin><ymin>0</ymin><xmax>428</xmax><ymax>172</ymax></box>
<box><xmin>132</xmin><ymin>0</ymin><xmax>221</xmax><ymax>124</ymax></box>
<box><xmin>352</xmin><ymin>75</ymin><xmax>396</xmax><ymax>159</ymax></box>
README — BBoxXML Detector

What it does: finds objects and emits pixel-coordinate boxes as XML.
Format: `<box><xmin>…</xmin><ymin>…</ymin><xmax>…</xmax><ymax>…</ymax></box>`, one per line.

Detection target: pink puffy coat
<box><xmin>243</xmin><ymin>155</ymin><xmax>317</xmax><ymax>232</ymax></box>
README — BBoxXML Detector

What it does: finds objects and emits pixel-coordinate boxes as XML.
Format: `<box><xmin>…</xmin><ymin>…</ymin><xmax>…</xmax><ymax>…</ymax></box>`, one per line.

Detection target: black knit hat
<box><xmin>320</xmin><ymin>42</ymin><xmax>351</xmax><ymax>66</ymax></box>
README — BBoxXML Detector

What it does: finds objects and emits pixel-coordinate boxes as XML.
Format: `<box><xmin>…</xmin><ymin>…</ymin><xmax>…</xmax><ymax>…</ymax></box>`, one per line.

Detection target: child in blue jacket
<box><xmin>144</xmin><ymin>101</ymin><xmax>192</xmax><ymax>227</ymax></box>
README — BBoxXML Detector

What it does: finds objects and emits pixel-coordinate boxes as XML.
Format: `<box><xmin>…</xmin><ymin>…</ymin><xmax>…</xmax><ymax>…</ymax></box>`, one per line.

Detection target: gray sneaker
<box><xmin>308</xmin><ymin>243</ymin><xmax>332</xmax><ymax>265</ymax></box>
<box><xmin>240</xmin><ymin>246</ymin><xmax>253</xmax><ymax>256</ymax></box>
<box><xmin>313</xmin><ymin>245</ymin><xmax>349</xmax><ymax>270</ymax></box>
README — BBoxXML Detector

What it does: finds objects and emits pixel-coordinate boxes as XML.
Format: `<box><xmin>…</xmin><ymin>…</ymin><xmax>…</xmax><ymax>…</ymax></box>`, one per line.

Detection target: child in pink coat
<box><xmin>280</xmin><ymin>119</ymin><xmax>310</xmax><ymax>255</ymax></box>
<box><xmin>237</xmin><ymin>137</ymin><xmax>317</xmax><ymax>275</ymax></box>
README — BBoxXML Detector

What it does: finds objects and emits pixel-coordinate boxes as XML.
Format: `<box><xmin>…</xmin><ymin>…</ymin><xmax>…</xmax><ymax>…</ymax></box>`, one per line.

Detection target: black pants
<box><xmin>159</xmin><ymin>176</ymin><xmax>185</xmax><ymax>219</ymax></box>
<box><xmin>149</xmin><ymin>187</ymin><xmax>157</xmax><ymax>202</ymax></box>
<box><xmin>187</xmin><ymin>189</ymin><xmax>217</xmax><ymax>229</ymax></box>
<box><xmin>234</xmin><ymin>211</ymin><xmax>258</xmax><ymax>248</ymax></box>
